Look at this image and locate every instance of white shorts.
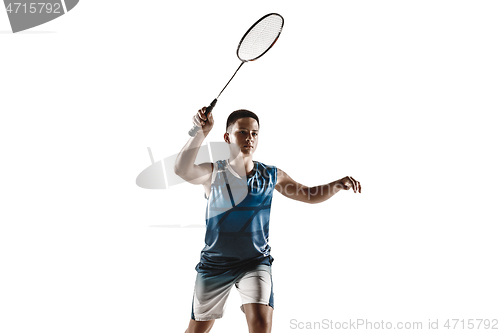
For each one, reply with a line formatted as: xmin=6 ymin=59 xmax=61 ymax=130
xmin=191 ymin=264 xmax=274 ymax=321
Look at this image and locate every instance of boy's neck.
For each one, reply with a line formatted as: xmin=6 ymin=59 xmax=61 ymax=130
xmin=229 ymin=154 xmax=254 ymax=176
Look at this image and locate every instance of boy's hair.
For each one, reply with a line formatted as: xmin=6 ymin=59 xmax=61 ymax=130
xmin=226 ymin=109 xmax=260 ymax=132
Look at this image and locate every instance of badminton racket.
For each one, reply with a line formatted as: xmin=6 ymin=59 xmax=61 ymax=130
xmin=188 ymin=13 xmax=284 ymax=136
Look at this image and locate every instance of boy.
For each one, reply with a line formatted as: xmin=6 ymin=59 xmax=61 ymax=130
xmin=174 ymin=107 xmax=361 ymax=333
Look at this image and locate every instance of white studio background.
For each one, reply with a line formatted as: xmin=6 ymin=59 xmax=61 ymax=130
xmin=1 ymin=1 xmax=499 ymax=332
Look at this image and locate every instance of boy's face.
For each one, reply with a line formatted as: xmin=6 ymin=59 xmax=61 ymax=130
xmin=224 ymin=117 xmax=259 ymax=156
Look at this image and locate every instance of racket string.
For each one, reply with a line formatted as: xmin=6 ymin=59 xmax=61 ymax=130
xmin=238 ymin=14 xmax=283 ymax=61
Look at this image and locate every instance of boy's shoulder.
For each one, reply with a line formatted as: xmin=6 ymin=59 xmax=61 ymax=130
xmin=212 ymin=159 xmax=276 ymax=168
xmin=254 ymin=160 xmax=276 ymax=170
xmin=254 ymin=161 xmax=278 ymax=180
xmin=212 ymin=160 xmax=278 ymax=177
xmin=214 ymin=159 xmax=226 ymax=169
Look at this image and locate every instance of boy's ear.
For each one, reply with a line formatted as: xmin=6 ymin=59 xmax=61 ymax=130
xmin=223 ymin=133 xmax=230 ymax=143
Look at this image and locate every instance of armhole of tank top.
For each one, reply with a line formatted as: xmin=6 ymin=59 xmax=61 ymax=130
xmin=270 ymin=165 xmax=277 ymax=188
xmin=203 ymin=163 xmax=217 ymax=200
xmin=211 ymin=161 xmax=219 ymax=184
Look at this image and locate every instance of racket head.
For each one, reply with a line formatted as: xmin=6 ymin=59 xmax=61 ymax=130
xmin=237 ymin=13 xmax=284 ymax=62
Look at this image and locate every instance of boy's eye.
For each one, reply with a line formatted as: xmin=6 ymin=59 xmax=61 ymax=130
xmin=252 ymin=133 xmax=258 ymax=136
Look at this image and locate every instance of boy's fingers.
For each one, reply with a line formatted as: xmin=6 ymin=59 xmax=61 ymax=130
xmin=192 ymin=115 xmax=201 ymax=127
xmin=348 ymin=176 xmax=356 ymax=192
xmin=192 ymin=106 xmax=213 ymax=133
xmin=197 ymin=109 xmax=206 ymax=120
xmin=349 ymin=176 xmax=361 ymax=193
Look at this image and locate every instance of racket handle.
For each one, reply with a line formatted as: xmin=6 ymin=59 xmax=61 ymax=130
xmin=188 ymin=99 xmax=218 ymax=137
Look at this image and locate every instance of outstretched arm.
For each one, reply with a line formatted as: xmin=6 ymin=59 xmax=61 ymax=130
xmin=275 ymin=168 xmax=361 ymax=204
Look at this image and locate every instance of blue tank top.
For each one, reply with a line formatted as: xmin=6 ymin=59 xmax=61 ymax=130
xmin=195 ymin=159 xmax=277 ymax=272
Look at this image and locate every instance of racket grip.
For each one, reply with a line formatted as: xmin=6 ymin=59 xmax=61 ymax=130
xmin=188 ymin=99 xmax=218 ymax=137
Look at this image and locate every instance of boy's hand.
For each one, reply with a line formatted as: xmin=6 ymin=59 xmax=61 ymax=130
xmin=335 ymin=176 xmax=361 ymax=193
xmin=193 ymin=106 xmax=214 ymax=137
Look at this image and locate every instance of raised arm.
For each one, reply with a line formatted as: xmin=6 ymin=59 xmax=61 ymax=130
xmin=275 ymin=168 xmax=361 ymax=204
xmin=174 ymin=106 xmax=214 ymax=185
